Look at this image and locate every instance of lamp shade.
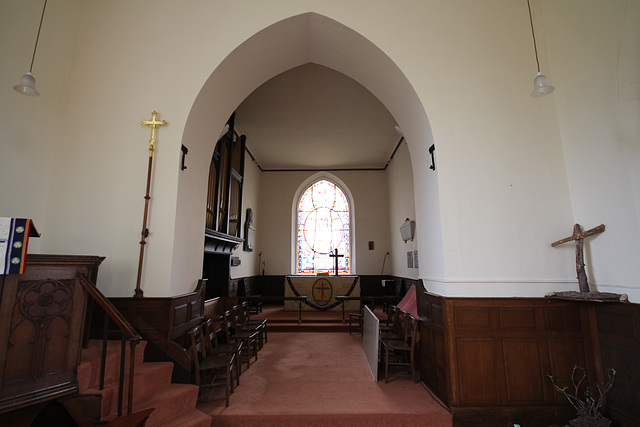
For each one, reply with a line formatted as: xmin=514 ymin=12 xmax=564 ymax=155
xmin=530 ymin=72 xmax=554 ymax=97
xmin=13 ymin=72 xmax=40 ymax=96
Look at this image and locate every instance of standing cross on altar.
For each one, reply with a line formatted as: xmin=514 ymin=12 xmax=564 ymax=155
xmin=329 ymin=248 xmax=344 ymax=276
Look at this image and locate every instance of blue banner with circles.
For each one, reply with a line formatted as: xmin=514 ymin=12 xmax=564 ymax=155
xmin=0 ymin=218 xmax=38 ymax=275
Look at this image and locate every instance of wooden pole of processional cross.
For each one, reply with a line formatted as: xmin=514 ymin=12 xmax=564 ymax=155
xmin=135 ymin=111 xmax=167 ymax=298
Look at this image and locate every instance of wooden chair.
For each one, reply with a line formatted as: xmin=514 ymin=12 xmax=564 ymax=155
xmin=348 ymin=311 xmax=363 ymax=335
xmin=383 ymin=279 xmax=402 ymax=314
xmin=379 ymin=307 xmax=409 ymax=350
xmin=224 ymin=308 xmax=258 ymax=370
xmin=348 ymin=299 xmax=374 ymax=335
xmin=379 ymin=305 xmax=402 ymax=338
xmin=203 ymin=317 xmax=242 ymax=383
xmin=378 ymin=307 xmax=406 ymax=365
xmin=380 ymin=315 xmax=418 ymax=383
xmin=241 ymin=279 xmax=263 ymax=314
xmin=187 ymin=324 xmax=236 ymax=407
xmin=234 ymin=304 xmax=263 ymax=351
xmin=240 ymin=301 xmax=267 ymax=348
xmin=217 ymin=312 xmax=247 ymax=373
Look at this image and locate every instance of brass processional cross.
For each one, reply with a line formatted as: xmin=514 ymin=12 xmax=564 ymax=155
xmin=551 ymin=223 xmax=605 ymax=294
xmin=141 ymin=111 xmax=167 ymax=157
xmin=135 ymin=111 xmax=168 ymax=298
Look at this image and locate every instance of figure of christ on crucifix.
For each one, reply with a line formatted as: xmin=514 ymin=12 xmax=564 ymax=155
xmin=329 ymin=248 xmax=344 ymax=276
xmin=551 ymin=223 xmax=605 ymax=293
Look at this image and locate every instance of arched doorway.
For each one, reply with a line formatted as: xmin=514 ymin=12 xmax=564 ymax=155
xmin=173 ymin=12 xmax=444 ymax=289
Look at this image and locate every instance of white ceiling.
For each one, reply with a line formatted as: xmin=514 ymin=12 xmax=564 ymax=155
xmin=235 ymin=63 xmax=400 ymax=170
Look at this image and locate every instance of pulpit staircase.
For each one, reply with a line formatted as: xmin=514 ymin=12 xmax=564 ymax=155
xmin=76 ymin=339 xmax=211 ymax=427
xmin=0 ymin=254 xmax=212 ymax=426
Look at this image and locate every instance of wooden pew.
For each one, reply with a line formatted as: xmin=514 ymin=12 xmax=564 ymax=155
xmin=109 ymin=280 xmax=207 ymax=383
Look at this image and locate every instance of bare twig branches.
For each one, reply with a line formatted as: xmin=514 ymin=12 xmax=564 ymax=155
xmin=547 ymin=365 xmax=616 ymax=419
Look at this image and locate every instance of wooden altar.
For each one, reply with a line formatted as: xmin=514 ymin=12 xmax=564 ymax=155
xmin=285 ymin=276 xmax=360 ymax=312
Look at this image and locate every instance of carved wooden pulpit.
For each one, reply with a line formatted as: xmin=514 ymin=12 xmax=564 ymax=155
xmin=0 ymin=254 xmax=104 ymax=414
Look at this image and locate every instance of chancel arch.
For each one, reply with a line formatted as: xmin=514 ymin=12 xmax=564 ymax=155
xmin=176 ymin=12 xmax=442 ymax=292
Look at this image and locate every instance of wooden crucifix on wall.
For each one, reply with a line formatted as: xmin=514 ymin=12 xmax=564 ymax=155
xmin=551 ymin=223 xmax=605 ymax=293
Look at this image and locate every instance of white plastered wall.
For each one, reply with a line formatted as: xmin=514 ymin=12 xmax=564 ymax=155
xmin=254 ymin=171 xmax=391 ymax=276
xmin=2 ymin=1 xmax=636 ymax=301
xmin=0 ymin=0 xmax=82 ymax=254
xmin=229 ymin=156 xmax=261 ymax=278
xmin=387 ymin=141 xmax=419 ymax=279
xmin=544 ymin=0 xmax=640 ymax=301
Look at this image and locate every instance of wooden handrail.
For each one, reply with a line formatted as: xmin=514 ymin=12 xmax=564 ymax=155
xmin=78 ymin=272 xmax=140 ymax=417
xmin=78 ymin=273 xmax=141 ymax=341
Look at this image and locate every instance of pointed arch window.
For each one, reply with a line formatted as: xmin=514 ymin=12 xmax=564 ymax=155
xmin=296 ymin=179 xmax=350 ymax=275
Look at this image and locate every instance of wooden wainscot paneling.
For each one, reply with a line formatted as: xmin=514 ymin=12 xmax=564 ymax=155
xmin=546 ymin=338 xmax=588 ymax=405
xmin=455 ymin=338 xmax=500 ymax=404
xmin=596 ymin=302 xmax=640 ymax=426
xmin=499 ymin=307 xmax=537 ymax=330
xmin=260 ymin=275 xmax=286 ymax=300
xmin=545 ymin=305 xmax=582 ymax=331
xmin=416 ymin=285 xmax=450 ymax=407
xmin=502 ymin=338 xmax=545 ymax=403
xmin=454 ymin=307 xmax=493 ymax=330
xmin=416 ymin=287 xmax=588 ymax=427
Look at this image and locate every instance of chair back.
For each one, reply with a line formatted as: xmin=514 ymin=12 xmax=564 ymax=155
xmin=240 ymin=301 xmax=251 ymax=322
xmin=242 ymin=279 xmax=251 ymax=297
xmin=396 ymin=311 xmax=413 ymax=341
xmin=203 ymin=318 xmax=219 ymax=355
xmin=391 ymin=308 xmax=410 ymax=335
xmin=232 ymin=305 xmax=245 ymax=327
xmin=386 ymin=305 xmax=398 ymax=327
xmin=187 ymin=325 xmax=207 ymax=383
xmin=222 ymin=309 xmax=236 ymax=336
xmin=404 ymin=316 xmax=419 ymax=349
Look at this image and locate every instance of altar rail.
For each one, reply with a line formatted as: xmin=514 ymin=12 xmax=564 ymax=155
xmin=232 ymin=274 xmax=413 ymax=302
xmin=239 ymin=296 xmax=308 ymax=322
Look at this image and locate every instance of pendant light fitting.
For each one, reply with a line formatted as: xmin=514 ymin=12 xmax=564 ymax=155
xmin=527 ymin=0 xmax=554 ymax=97
xmin=13 ymin=0 xmax=48 ymax=97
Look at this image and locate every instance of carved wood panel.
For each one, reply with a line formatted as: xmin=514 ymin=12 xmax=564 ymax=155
xmin=0 ymin=255 xmax=104 ymax=413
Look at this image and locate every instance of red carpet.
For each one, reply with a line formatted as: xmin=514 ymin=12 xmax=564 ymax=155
xmin=197 ymin=332 xmax=452 ymax=426
xmin=77 ymin=340 xmax=210 ymax=426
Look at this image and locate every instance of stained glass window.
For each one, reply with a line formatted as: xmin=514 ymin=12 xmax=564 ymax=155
xmin=297 ymin=179 xmax=350 ymax=275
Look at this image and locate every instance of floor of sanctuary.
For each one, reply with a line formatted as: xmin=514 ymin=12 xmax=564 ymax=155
xmin=196 ymin=332 xmax=452 ymax=427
